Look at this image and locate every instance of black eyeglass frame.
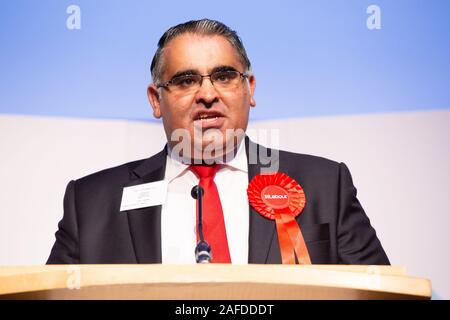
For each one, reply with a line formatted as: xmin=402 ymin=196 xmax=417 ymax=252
xmin=156 ymin=70 xmax=248 ymax=90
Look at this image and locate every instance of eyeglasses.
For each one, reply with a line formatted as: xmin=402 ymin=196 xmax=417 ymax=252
xmin=157 ymin=70 xmax=248 ymax=94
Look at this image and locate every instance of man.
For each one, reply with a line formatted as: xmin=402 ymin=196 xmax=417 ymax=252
xmin=47 ymin=19 xmax=389 ymax=265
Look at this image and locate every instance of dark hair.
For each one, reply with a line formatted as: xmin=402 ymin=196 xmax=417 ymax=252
xmin=150 ymin=19 xmax=251 ymax=84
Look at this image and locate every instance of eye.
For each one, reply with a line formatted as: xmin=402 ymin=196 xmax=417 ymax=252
xmin=171 ymin=75 xmax=199 ymax=88
xmin=213 ymin=71 xmax=238 ymax=83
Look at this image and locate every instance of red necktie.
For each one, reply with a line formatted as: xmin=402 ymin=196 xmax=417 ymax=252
xmin=190 ymin=164 xmax=231 ymax=263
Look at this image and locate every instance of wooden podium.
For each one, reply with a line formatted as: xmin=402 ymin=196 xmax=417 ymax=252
xmin=0 ymin=264 xmax=431 ymax=300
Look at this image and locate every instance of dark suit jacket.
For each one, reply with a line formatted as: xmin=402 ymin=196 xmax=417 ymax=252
xmin=47 ymin=138 xmax=389 ymax=265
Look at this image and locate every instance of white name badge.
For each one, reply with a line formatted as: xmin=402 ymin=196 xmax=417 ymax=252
xmin=120 ymin=180 xmax=168 ymax=211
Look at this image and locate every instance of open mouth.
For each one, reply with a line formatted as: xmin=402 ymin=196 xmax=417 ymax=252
xmin=193 ymin=112 xmax=225 ymax=129
xmin=195 ymin=114 xmax=221 ymax=122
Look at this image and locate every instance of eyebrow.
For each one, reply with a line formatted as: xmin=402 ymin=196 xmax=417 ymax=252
xmin=169 ymin=65 xmax=239 ymax=80
xmin=169 ymin=69 xmax=198 ymax=80
xmin=211 ymin=65 xmax=238 ymax=73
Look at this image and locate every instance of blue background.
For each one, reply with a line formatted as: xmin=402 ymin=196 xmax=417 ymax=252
xmin=1 ymin=0 xmax=449 ymax=121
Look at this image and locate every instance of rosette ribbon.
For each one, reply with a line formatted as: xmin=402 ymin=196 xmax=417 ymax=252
xmin=247 ymin=173 xmax=311 ymax=264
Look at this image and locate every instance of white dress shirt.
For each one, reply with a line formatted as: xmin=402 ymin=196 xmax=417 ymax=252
xmin=161 ymin=140 xmax=249 ymax=264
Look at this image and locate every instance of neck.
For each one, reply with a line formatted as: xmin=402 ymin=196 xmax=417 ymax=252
xmin=167 ymin=137 xmax=244 ymax=165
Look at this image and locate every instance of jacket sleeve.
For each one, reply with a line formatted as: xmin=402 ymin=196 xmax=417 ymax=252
xmin=46 ymin=180 xmax=80 ymax=264
xmin=336 ymin=163 xmax=390 ymax=265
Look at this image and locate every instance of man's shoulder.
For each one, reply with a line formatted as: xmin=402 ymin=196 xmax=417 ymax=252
xmin=249 ymin=138 xmax=339 ymax=167
xmin=278 ymin=149 xmax=342 ymax=184
xmin=74 ymin=149 xmax=165 ymax=189
xmin=278 ymin=148 xmax=340 ymax=170
xmin=279 ymin=150 xmax=339 ymax=166
xmin=76 ymin=158 xmax=144 ymax=183
xmin=269 ymin=147 xmax=348 ymax=195
xmin=253 ymin=140 xmax=341 ymax=173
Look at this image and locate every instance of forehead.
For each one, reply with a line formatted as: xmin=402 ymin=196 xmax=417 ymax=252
xmin=161 ymin=33 xmax=244 ymax=77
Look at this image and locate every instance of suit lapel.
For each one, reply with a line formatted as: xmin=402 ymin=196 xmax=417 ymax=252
xmin=246 ymin=137 xmax=278 ymax=264
xmin=125 ymin=148 xmax=166 ymax=263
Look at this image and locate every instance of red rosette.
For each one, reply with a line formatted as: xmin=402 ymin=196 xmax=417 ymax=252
xmin=247 ymin=172 xmax=311 ymax=265
xmin=247 ymin=172 xmax=306 ymax=220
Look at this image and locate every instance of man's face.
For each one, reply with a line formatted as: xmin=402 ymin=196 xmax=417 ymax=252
xmin=147 ymin=33 xmax=256 ymax=159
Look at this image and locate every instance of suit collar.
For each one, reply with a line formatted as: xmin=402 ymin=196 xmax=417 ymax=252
xmin=131 ymin=147 xmax=167 ymax=179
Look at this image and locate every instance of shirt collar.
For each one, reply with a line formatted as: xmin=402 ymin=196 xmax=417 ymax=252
xmin=165 ymin=149 xmax=190 ymax=183
xmin=220 ymin=137 xmax=248 ymax=173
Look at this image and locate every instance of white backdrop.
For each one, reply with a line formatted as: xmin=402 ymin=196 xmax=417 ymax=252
xmin=1 ymin=109 xmax=449 ymax=299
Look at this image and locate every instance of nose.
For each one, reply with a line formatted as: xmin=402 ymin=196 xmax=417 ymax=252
xmin=194 ymin=76 xmax=219 ymax=109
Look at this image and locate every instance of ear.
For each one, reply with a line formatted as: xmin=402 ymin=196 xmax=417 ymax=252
xmin=147 ymin=84 xmax=162 ymax=119
xmin=247 ymin=75 xmax=256 ymax=107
